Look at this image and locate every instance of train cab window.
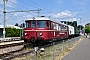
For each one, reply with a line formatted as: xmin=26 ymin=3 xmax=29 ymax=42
xmin=37 ymin=21 xmax=46 ymax=28
xmin=26 ymin=21 xmax=30 ymax=28
xmin=32 ymin=21 xmax=36 ymax=28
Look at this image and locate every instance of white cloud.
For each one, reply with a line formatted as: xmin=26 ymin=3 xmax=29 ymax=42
xmin=64 ymin=17 xmax=77 ymax=21
xmin=54 ymin=10 xmax=78 ymax=18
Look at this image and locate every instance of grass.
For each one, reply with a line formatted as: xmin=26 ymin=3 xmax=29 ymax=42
xmin=12 ymin=37 xmax=81 ymax=60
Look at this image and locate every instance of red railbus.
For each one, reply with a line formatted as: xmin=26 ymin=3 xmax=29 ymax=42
xmin=24 ymin=17 xmax=69 ymax=43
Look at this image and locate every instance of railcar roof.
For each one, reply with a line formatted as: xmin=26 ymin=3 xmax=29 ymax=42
xmin=25 ymin=17 xmax=73 ymax=27
xmin=26 ymin=17 xmax=50 ymax=20
xmin=26 ymin=17 xmax=59 ymax=23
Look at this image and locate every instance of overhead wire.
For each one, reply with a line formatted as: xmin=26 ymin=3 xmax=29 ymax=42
xmin=7 ymin=0 xmax=57 ymax=19
xmin=17 ymin=0 xmax=42 ymax=17
xmin=28 ymin=0 xmax=54 ymax=17
xmin=18 ymin=0 xmax=40 ymax=9
xmin=28 ymin=0 xmax=48 ymax=11
xmin=7 ymin=1 xmax=39 ymax=17
xmin=9 ymin=1 xmax=29 ymax=10
xmin=10 ymin=0 xmax=56 ymax=18
xmin=28 ymin=0 xmax=60 ymax=14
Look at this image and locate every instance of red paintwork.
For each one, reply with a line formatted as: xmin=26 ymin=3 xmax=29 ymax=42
xmin=24 ymin=19 xmax=69 ymax=43
xmin=24 ymin=28 xmax=51 ymax=40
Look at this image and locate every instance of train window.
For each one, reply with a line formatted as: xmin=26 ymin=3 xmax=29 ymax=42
xmin=65 ymin=26 xmax=68 ymax=31
xmin=50 ymin=22 xmax=53 ymax=30
xmin=56 ymin=24 xmax=59 ymax=30
xmin=59 ymin=25 xmax=61 ymax=31
xmin=37 ymin=21 xmax=46 ymax=28
xmin=32 ymin=21 xmax=36 ymax=28
xmin=26 ymin=21 xmax=30 ymax=28
xmin=53 ymin=23 xmax=56 ymax=30
xmin=61 ymin=25 xmax=64 ymax=30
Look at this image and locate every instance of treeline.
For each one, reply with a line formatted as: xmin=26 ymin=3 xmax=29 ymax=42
xmin=85 ymin=23 xmax=90 ymax=33
xmin=6 ymin=28 xmax=23 ymax=37
xmin=85 ymin=26 xmax=90 ymax=33
xmin=60 ymin=21 xmax=84 ymax=30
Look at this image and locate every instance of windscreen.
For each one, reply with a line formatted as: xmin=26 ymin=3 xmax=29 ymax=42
xmin=32 ymin=21 xmax=36 ymax=28
xmin=26 ymin=21 xmax=30 ymax=28
xmin=37 ymin=21 xmax=46 ymax=28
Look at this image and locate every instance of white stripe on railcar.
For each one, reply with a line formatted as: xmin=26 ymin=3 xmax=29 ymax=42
xmin=24 ymin=30 xmax=68 ymax=32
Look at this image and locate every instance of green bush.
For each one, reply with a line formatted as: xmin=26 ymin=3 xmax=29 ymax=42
xmin=85 ymin=26 xmax=90 ymax=33
xmin=6 ymin=28 xmax=23 ymax=37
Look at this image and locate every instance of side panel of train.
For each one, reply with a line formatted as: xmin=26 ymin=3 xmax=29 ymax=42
xmin=24 ymin=18 xmax=69 ymax=43
xmin=74 ymin=27 xmax=80 ymax=37
xmin=68 ymin=25 xmax=75 ymax=38
xmin=67 ymin=25 xmax=80 ymax=38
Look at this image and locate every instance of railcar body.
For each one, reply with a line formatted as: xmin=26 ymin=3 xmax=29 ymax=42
xmin=74 ymin=27 xmax=80 ymax=36
xmin=60 ymin=23 xmax=80 ymax=37
xmin=67 ymin=25 xmax=75 ymax=37
xmin=24 ymin=17 xmax=69 ymax=43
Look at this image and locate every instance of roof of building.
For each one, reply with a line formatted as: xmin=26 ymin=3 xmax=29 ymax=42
xmin=0 ymin=25 xmax=3 ymax=28
xmin=0 ymin=25 xmax=21 ymax=29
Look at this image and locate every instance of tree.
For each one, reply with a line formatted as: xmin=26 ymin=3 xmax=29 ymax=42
xmin=72 ymin=21 xmax=77 ymax=27
xmin=85 ymin=26 xmax=90 ymax=33
xmin=66 ymin=21 xmax=73 ymax=26
xmin=15 ymin=23 xmax=19 ymax=26
xmin=22 ymin=23 xmax=25 ymax=28
xmin=60 ymin=21 xmax=67 ymax=24
xmin=77 ymin=25 xmax=84 ymax=30
xmin=19 ymin=23 xmax=25 ymax=28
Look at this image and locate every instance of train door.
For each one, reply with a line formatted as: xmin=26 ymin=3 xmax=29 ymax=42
xmin=50 ymin=21 xmax=53 ymax=40
xmin=31 ymin=20 xmax=36 ymax=39
xmin=47 ymin=21 xmax=53 ymax=40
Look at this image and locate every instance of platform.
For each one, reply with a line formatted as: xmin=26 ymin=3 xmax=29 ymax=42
xmin=0 ymin=40 xmax=24 ymax=46
xmin=62 ymin=38 xmax=90 ymax=60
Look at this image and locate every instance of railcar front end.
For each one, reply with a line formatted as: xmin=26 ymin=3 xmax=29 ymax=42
xmin=24 ymin=19 xmax=52 ymax=43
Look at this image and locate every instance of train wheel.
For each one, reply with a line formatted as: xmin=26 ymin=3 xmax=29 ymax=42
xmin=24 ymin=39 xmax=28 ymax=43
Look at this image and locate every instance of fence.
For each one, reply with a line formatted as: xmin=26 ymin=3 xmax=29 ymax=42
xmin=34 ymin=36 xmax=83 ymax=60
xmin=0 ymin=37 xmax=21 ymax=42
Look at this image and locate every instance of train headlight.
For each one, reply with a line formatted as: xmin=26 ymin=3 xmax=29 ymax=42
xmin=40 ymin=32 xmax=43 ymax=36
xmin=25 ymin=33 xmax=28 ymax=36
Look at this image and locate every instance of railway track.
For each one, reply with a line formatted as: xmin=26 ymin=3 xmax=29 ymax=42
xmin=0 ymin=40 xmax=60 ymax=60
xmin=0 ymin=49 xmax=33 ymax=60
xmin=0 ymin=40 xmax=24 ymax=49
xmin=0 ymin=36 xmax=81 ymax=60
xmin=0 ymin=41 xmax=34 ymax=60
xmin=0 ymin=47 xmax=33 ymax=60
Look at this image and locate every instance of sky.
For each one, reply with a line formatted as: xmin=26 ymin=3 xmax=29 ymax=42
xmin=0 ymin=0 xmax=90 ymax=27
